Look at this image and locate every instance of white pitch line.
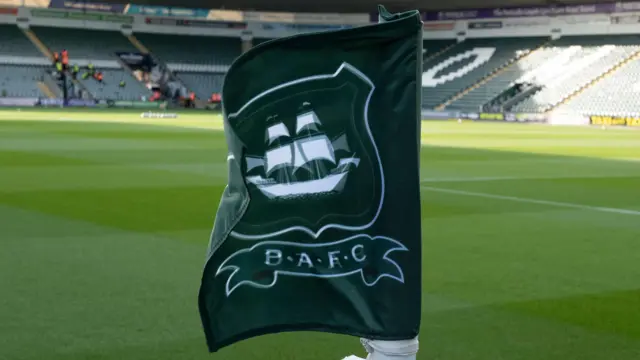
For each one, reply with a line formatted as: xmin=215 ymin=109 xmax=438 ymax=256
xmin=420 ymin=185 xmax=640 ymax=216
xmin=421 ymin=176 xmax=525 ymax=183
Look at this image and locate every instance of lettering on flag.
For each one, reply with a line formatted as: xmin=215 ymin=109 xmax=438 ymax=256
xmin=217 ymin=235 xmax=407 ymax=295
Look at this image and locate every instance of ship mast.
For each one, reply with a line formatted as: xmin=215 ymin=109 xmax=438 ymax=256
xmin=295 ymin=107 xmax=325 ymax=181
xmin=265 ymin=115 xmax=291 ymax=185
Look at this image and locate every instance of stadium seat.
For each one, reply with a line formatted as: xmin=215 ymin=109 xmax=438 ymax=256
xmin=135 ymin=33 xmax=241 ymax=66
xmin=0 ymin=25 xmax=42 ymax=58
xmin=510 ymin=35 xmax=640 ymax=113
xmin=79 ymin=69 xmax=151 ymax=101
xmin=0 ymin=64 xmax=48 ymax=98
xmin=447 ymin=46 xmax=563 ymax=111
xmin=421 ymin=37 xmax=546 ymax=109
xmin=422 ymin=39 xmax=457 ymax=62
xmin=32 ymin=27 xmax=137 ymax=60
xmin=554 ymin=55 xmax=640 ymax=116
xmin=175 ymin=72 xmax=225 ymax=99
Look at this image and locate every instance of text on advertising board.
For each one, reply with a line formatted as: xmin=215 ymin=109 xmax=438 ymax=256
xmin=417 ymin=2 xmax=640 ymax=21
xmin=0 ymin=7 xmax=17 ymax=14
xmin=590 ymin=115 xmax=640 ymax=127
xmin=423 ymin=22 xmax=455 ymax=31
xmin=468 ymin=21 xmax=503 ymax=29
xmin=479 ymin=113 xmax=504 ymax=121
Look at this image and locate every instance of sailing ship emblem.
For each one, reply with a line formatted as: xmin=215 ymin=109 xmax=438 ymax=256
xmin=226 ymin=62 xmax=383 ymax=240
xmin=244 ymin=107 xmax=360 ymax=199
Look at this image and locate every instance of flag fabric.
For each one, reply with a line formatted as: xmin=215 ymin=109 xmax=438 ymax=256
xmin=199 ymin=5 xmax=423 ymax=352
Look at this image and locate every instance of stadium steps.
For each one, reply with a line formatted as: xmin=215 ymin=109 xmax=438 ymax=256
xmin=22 ymin=28 xmax=53 ymax=61
xmin=29 ymin=30 xmax=97 ymax=100
xmin=545 ymin=47 xmax=640 ymax=113
xmin=41 ymin=71 xmax=63 ymax=98
xmin=25 ymin=28 xmax=97 ymax=100
xmin=127 ymin=35 xmax=150 ymax=54
xmin=125 ymin=34 xmax=201 ymax=104
xmin=70 ymin=77 xmax=95 ymax=100
xmin=435 ymin=39 xmax=552 ymax=111
xmin=37 ymin=81 xmax=56 ymax=99
xmin=114 ymin=55 xmax=151 ymax=92
xmin=423 ymin=42 xmax=459 ymax=65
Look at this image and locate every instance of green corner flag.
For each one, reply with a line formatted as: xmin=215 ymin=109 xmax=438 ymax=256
xmin=199 ymin=5 xmax=423 ymax=352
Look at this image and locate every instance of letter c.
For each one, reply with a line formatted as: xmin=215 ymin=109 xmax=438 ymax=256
xmin=351 ymin=244 xmax=366 ymax=262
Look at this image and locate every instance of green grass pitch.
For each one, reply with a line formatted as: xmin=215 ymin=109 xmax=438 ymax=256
xmin=1 ymin=108 xmax=639 ymax=360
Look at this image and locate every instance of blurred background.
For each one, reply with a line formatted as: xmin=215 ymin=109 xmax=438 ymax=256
xmin=0 ymin=0 xmax=639 ymax=360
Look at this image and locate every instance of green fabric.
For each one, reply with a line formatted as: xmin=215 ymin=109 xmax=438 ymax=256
xmin=199 ymin=5 xmax=423 ymax=353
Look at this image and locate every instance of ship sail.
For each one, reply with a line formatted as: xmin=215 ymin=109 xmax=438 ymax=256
xmin=331 ymin=133 xmax=350 ymax=152
xmin=295 ymin=111 xmax=320 ymax=134
xmin=292 ymin=135 xmax=336 ymax=169
xmin=265 ymin=146 xmax=293 ymax=175
xmin=245 ymin=156 xmax=265 ymax=172
xmin=266 ymin=123 xmax=290 ymax=145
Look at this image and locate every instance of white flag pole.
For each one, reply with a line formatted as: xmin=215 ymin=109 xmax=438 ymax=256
xmin=343 ymin=337 xmax=419 ymax=360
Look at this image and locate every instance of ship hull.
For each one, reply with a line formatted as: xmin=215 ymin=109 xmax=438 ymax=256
xmin=246 ymin=172 xmax=349 ymax=199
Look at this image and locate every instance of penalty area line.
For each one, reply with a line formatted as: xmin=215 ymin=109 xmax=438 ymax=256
xmin=420 ymin=185 xmax=640 ymax=216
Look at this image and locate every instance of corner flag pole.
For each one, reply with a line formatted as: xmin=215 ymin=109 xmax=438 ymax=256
xmin=343 ymin=337 xmax=419 ymax=360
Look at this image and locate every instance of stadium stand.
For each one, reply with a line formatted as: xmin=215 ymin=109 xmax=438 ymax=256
xmin=423 ymin=39 xmax=457 ymax=61
xmin=31 ymin=27 xmax=137 ymax=60
xmin=78 ymin=69 xmax=152 ymax=101
xmin=0 ymin=64 xmax=48 ymax=98
xmin=509 ymin=35 xmax=640 ymax=113
xmin=134 ymin=33 xmax=241 ymax=66
xmin=421 ymin=37 xmax=547 ymax=109
xmin=0 ymin=25 xmax=43 ymax=58
xmin=25 ymin=26 xmax=154 ymax=101
xmin=175 ymin=72 xmax=225 ymax=99
xmin=446 ymin=44 xmax=560 ymax=111
xmin=6 ymin=20 xmax=640 ymax=113
xmin=554 ymin=54 xmax=640 ymax=116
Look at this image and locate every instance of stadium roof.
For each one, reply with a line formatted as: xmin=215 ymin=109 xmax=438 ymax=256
xmin=103 ymin=0 xmax=616 ymax=13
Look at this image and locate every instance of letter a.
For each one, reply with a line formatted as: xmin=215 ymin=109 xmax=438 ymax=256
xmin=297 ymin=253 xmax=314 ymax=268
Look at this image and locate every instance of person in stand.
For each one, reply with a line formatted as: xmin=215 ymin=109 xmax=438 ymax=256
xmin=71 ymin=64 xmax=79 ymax=80
xmin=94 ymin=72 xmax=103 ymax=84
xmin=52 ymin=52 xmax=59 ymax=66
xmin=119 ymin=80 xmax=126 ymax=88
xmin=61 ymin=49 xmax=69 ymax=71
xmin=207 ymin=92 xmax=221 ymax=110
xmin=55 ymin=61 xmax=63 ymax=76
xmin=186 ymin=91 xmax=196 ymax=108
xmin=150 ymin=90 xmax=161 ymax=102
xmin=81 ymin=63 xmax=95 ymax=81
